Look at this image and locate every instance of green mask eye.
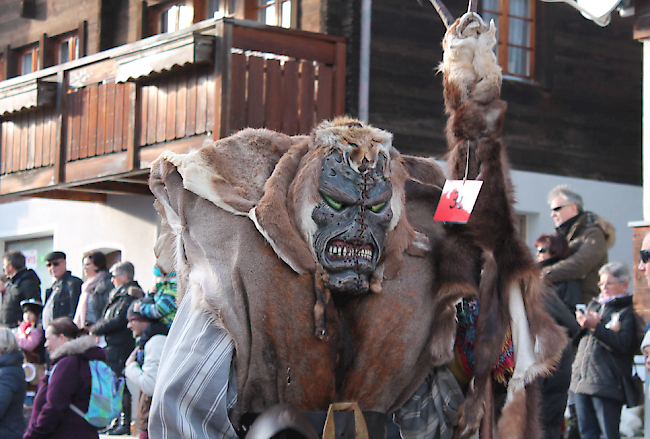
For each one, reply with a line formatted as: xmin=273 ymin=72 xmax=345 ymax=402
xmin=370 ymin=202 xmax=386 ymax=213
xmin=322 ymin=194 xmax=344 ymax=211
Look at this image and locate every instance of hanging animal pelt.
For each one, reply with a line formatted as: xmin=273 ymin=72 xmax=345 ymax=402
xmin=149 ymin=2 xmax=565 ymax=438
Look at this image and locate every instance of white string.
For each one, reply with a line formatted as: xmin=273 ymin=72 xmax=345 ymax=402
xmin=463 ymin=139 xmax=470 ymax=182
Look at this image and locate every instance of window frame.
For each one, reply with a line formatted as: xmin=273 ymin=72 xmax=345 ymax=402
xmin=17 ymin=44 xmax=39 ymax=76
xmin=245 ymin=0 xmax=295 ymax=28
xmin=483 ymin=0 xmax=536 ymax=80
xmin=52 ymin=32 xmax=79 ymax=66
xmin=206 ymin=0 xmax=236 ymax=19
xmin=148 ymin=0 xmax=196 ymax=35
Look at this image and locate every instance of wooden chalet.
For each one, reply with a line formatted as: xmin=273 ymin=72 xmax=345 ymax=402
xmin=0 ymin=0 xmax=640 ymax=198
xmin=0 ymin=1 xmax=645 ymax=313
xmin=0 ymin=0 xmax=345 ymax=202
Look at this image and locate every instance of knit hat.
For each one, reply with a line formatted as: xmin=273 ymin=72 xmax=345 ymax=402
xmin=153 ymin=263 xmax=176 ymax=278
xmin=127 ymin=300 xmax=153 ymax=322
xmin=641 ymin=330 xmax=650 ymax=352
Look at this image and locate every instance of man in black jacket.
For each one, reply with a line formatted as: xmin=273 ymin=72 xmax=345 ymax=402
xmin=41 ymin=251 xmax=82 ymax=330
xmin=90 ymin=261 xmax=142 ymax=436
xmin=1 ymin=250 xmax=41 ymax=328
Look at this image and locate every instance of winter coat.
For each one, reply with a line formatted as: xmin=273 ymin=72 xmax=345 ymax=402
xmin=569 ymin=294 xmax=635 ymax=403
xmin=125 ymin=331 xmax=167 ymax=432
xmin=86 ymin=273 xmax=113 ymax=326
xmin=539 ymin=290 xmax=580 ymax=439
xmin=543 ymin=212 xmax=615 ymax=304
xmin=541 ymin=257 xmax=582 ymax=313
xmin=0 ymin=269 xmax=41 ymax=328
xmin=0 ymin=349 xmax=26 ymax=439
xmin=16 ymin=322 xmax=45 ymax=364
xmin=24 ymin=335 xmax=105 ymax=439
xmin=42 ymin=272 xmax=82 ymax=328
xmin=90 ymin=282 xmax=140 ymax=374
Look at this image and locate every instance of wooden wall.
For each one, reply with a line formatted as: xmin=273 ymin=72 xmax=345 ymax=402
xmin=0 ymin=108 xmax=57 ymax=174
xmin=365 ymin=0 xmax=642 ymax=186
xmin=0 ymin=0 xmax=100 ymax=53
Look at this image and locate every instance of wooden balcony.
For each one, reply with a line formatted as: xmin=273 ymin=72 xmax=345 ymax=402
xmin=0 ymin=18 xmax=346 ymax=202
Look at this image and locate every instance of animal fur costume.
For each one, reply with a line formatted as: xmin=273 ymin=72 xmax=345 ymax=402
xmin=149 ymin=10 xmax=566 ymax=439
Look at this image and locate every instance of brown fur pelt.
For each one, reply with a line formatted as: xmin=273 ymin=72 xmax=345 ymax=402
xmin=439 ymin=12 xmax=565 ymax=439
xmin=148 ymin=11 xmax=565 ymax=439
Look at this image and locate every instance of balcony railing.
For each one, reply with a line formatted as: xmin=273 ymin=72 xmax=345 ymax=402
xmin=0 ymin=18 xmax=346 ymax=201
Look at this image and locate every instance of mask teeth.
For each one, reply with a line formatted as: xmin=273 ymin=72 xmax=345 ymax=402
xmin=327 ymin=244 xmax=373 ymax=261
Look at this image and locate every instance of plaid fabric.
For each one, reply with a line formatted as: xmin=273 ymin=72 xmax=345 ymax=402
xmin=394 ymin=367 xmax=465 ymax=439
xmin=148 ymin=293 xmax=237 ymax=439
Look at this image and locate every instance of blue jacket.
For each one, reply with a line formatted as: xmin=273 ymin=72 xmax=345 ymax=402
xmin=0 ymin=349 xmax=26 ymax=439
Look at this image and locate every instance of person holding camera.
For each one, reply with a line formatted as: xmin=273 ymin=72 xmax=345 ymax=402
xmin=570 ymin=262 xmax=636 ymax=439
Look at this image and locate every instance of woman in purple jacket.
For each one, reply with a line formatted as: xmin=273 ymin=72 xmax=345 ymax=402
xmin=23 ymin=317 xmax=105 ymax=439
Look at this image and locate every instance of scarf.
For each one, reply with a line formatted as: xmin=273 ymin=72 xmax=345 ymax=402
xmin=73 ymin=271 xmax=110 ymax=328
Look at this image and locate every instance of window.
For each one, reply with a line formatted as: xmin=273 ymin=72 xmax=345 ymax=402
xmin=18 ymin=45 xmax=39 ymax=75
xmin=207 ymin=0 xmax=236 ymax=18
xmin=158 ymin=2 xmax=194 ymax=33
xmin=53 ymin=33 xmax=79 ymax=65
xmin=483 ymin=0 xmax=535 ymax=79
xmin=256 ymin=0 xmax=292 ymax=28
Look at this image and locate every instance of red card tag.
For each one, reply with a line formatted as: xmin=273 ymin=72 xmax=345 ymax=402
xmin=433 ymin=180 xmax=483 ymax=223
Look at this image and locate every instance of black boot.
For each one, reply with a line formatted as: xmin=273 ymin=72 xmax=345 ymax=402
xmin=106 ymin=412 xmax=130 ymax=435
xmin=99 ymin=416 xmax=120 ymax=434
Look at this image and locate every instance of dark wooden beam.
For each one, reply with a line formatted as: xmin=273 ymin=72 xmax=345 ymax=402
xmin=39 ymin=33 xmax=48 ymax=69
xmin=2 ymin=45 xmax=9 ymax=80
xmin=54 ymin=70 xmax=68 ymax=184
xmin=112 ymin=176 xmax=149 ymax=184
xmin=636 ymin=0 xmax=650 ymax=39
xmin=0 ymin=194 xmax=27 ymax=204
xmin=68 ymin=181 xmax=152 ymax=196
xmin=214 ymin=20 xmax=232 ymax=140
xmin=127 ymin=82 xmax=139 ymax=170
xmin=78 ymin=20 xmax=88 ymax=58
xmin=24 ymin=190 xmax=107 ymax=203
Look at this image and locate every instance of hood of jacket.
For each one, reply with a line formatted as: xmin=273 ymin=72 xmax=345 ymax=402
xmin=0 ymin=349 xmax=25 ymax=368
xmin=50 ymin=334 xmax=106 ymax=363
xmin=564 ymin=211 xmax=616 ymax=249
xmin=109 ymin=281 xmax=144 ymax=302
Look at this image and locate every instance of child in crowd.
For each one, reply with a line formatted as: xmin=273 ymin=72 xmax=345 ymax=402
xmin=14 ymin=299 xmax=45 ymax=389
xmin=137 ymin=262 xmax=177 ymax=328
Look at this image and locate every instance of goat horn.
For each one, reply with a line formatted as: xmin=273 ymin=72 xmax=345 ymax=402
xmin=428 ymin=0 xmax=454 ymax=29
xmin=468 ymin=0 xmax=477 ymax=13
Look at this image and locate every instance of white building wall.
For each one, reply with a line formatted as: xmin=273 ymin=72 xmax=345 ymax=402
xmin=0 ymin=170 xmax=642 ymax=288
xmin=0 ymin=194 xmax=159 ymax=290
xmin=511 ymin=169 xmax=643 ymax=271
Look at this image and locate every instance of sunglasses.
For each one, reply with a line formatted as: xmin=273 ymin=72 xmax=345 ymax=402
xmin=45 ymin=261 xmax=60 ymax=268
xmin=536 ymin=248 xmax=547 ymax=254
xmin=551 ymin=205 xmax=571 ymax=212
xmin=641 ymin=250 xmax=650 ymax=263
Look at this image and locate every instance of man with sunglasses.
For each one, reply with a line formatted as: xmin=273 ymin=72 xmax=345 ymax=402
xmin=41 ymin=251 xmax=82 ymax=330
xmin=544 ymin=185 xmax=615 ymax=304
xmin=637 ymin=234 xmax=650 ymax=287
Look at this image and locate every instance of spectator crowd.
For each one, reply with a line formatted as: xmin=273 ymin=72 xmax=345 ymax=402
xmin=0 ymin=183 xmax=648 ymax=439
xmin=0 ymin=249 xmax=177 ymax=438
